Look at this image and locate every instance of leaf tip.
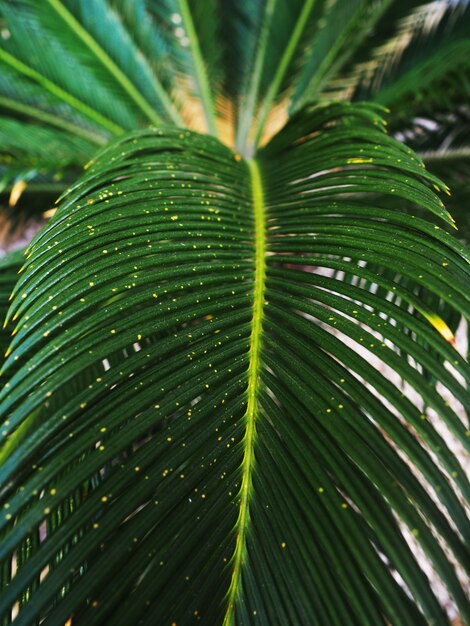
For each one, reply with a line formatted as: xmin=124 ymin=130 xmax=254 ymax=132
xmin=425 ymin=314 xmax=456 ymax=347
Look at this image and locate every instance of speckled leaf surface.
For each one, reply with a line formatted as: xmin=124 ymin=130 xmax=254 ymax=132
xmin=1 ymin=104 xmax=470 ymax=625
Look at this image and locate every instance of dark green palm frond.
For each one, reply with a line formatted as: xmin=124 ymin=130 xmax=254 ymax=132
xmin=56 ymin=0 xmax=181 ymax=124
xmin=0 ymin=0 xmax=182 ymax=129
xmin=333 ymin=0 xmax=470 ymax=116
xmin=219 ymin=0 xmax=266 ymax=97
xmin=289 ymin=0 xmax=399 ymax=114
xmin=108 ymin=0 xmax=175 ymax=91
xmin=0 ymin=0 xmax=230 ymax=162
xmin=0 ymin=118 xmax=97 ymax=194
xmin=338 ymin=100 xmax=470 ymax=358
xmin=0 ymin=0 xmax=188 ymax=189
xmin=319 ymin=0 xmax=437 ymax=100
xmin=0 ymin=63 xmax=110 ymax=146
xmin=2 ymin=0 xmax=467 ymax=167
xmin=0 ymin=4 xmax=127 ymax=134
xmin=391 ymin=105 xmax=470 ymax=243
xmin=1 ymin=103 xmax=469 ymax=625
xmin=0 ymin=248 xmax=23 ymax=360
xmin=141 ymin=0 xmax=220 ymax=135
xmin=221 ymin=0 xmax=320 ymax=153
xmin=185 ymin=0 xmax=223 ymax=95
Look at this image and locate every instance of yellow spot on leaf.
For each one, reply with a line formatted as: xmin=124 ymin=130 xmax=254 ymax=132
xmin=346 ymin=157 xmax=373 ymax=164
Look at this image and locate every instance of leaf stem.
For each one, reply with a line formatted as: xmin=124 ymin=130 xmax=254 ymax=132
xmin=178 ymin=0 xmax=218 ymax=136
xmin=223 ymin=158 xmax=266 ymax=625
xmin=291 ymin=0 xmax=393 ymax=114
xmin=235 ymin=0 xmax=277 ymax=156
xmin=420 ymin=147 xmax=470 ymax=163
xmin=253 ymin=0 xmax=316 ymax=151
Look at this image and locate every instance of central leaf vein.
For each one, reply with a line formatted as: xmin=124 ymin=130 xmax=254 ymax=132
xmin=223 ymin=158 xmax=266 ymax=625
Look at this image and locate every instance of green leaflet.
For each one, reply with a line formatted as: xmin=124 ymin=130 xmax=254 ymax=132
xmin=0 ymin=117 xmax=97 ymax=191
xmin=1 ymin=104 xmax=470 ymax=625
xmin=0 ymin=249 xmax=24 ymax=363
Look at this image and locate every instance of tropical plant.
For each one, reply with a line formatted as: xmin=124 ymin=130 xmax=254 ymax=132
xmin=1 ymin=1 xmax=470 ymax=625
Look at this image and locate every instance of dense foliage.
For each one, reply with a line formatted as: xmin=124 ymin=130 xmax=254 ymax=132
xmin=0 ymin=1 xmax=470 ymax=625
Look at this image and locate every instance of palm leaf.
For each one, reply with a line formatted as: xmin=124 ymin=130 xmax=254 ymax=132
xmin=334 ymin=0 xmax=470 ymax=116
xmin=1 ymin=0 xmax=186 ymax=127
xmin=289 ymin=0 xmax=397 ymax=113
xmin=0 ymin=248 xmax=23 ymax=360
xmin=1 ymin=103 xmax=469 ymax=625
xmin=391 ymin=105 xmax=470 ymax=248
xmin=0 ymin=118 xmax=97 ymax=195
xmin=0 ymin=2 xmax=129 ymax=134
xmin=220 ymin=0 xmax=320 ymax=153
xmin=0 ymin=63 xmax=110 ymax=146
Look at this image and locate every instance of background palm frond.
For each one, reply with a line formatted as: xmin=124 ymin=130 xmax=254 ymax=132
xmin=332 ymin=0 xmax=470 ymax=114
xmin=0 ymin=118 xmax=96 ymax=192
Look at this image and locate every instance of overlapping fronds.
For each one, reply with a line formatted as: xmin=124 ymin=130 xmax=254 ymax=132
xmin=1 ymin=0 xmax=469 ymax=166
xmin=1 ymin=3 xmax=470 ymax=625
xmin=1 ymin=103 xmax=469 ymax=625
xmin=0 ymin=249 xmax=23 ymax=359
xmin=332 ymin=0 xmax=470 ymax=115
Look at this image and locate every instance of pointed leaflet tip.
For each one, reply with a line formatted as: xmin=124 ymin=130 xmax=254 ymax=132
xmin=447 ymin=213 xmax=458 ymax=230
xmin=425 ymin=314 xmax=456 ymax=347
